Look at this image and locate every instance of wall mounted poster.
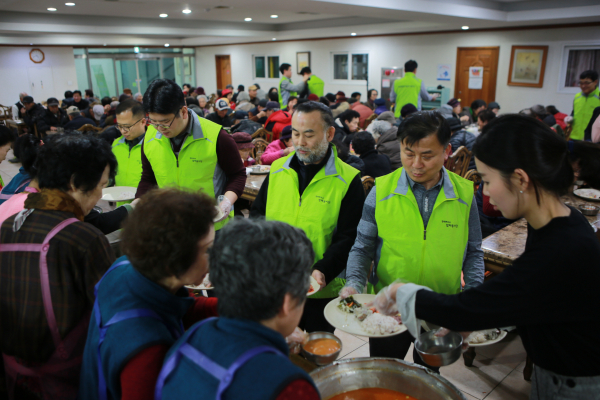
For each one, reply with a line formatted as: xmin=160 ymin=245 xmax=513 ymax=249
xmin=468 ymin=66 xmax=483 ymax=89
xmin=297 ymin=52 xmax=310 ymax=73
xmin=507 ymin=45 xmax=548 ymax=88
xmin=437 ymin=64 xmax=451 ymax=81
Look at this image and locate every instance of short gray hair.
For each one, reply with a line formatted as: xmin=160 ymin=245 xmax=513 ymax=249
xmin=367 ymin=120 xmax=392 ymax=141
xmin=294 ymin=101 xmax=334 ymax=132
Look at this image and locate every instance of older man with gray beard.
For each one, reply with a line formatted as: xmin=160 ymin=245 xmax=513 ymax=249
xmin=250 ymin=101 xmax=365 ymax=333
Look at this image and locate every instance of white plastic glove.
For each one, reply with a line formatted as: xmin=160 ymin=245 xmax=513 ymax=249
xmin=285 ymin=327 xmax=308 ymax=354
xmin=216 ymin=196 xmax=232 ymax=222
xmin=312 ymin=269 xmax=326 ymax=289
xmin=339 ymin=286 xmax=358 ymax=299
xmin=365 ymin=284 xmax=399 ymax=316
xmin=564 ymin=116 xmax=573 ymax=124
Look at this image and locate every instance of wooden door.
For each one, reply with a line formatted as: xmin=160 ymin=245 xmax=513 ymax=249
xmin=454 ymin=47 xmax=499 ymax=108
xmin=215 ymin=55 xmax=231 ymax=90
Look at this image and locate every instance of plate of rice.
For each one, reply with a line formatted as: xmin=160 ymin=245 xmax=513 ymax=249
xmin=422 ymin=322 xmax=507 ymax=347
xmin=102 ymin=186 xmax=137 ymax=202
xmin=574 ymin=188 xmax=600 ymax=202
xmin=323 ymin=294 xmax=406 ymax=338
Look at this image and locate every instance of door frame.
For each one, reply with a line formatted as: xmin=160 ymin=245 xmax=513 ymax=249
xmin=454 ymin=46 xmax=500 ymax=106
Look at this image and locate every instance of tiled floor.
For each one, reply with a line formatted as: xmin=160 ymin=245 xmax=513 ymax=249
xmin=1 ymin=153 xmax=531 ymax=399
xmin=336 ymin=328 xmax=531 ymax=400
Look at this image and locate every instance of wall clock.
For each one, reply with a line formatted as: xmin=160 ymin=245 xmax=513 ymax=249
xmin=30 ymin=48 xmax=45 ymax=64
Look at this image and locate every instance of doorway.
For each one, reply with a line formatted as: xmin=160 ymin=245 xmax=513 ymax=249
xmin=215 ymin=55 xmax=232 ymax=90
xmin=454 ymin=47 xmax=499 ymax=108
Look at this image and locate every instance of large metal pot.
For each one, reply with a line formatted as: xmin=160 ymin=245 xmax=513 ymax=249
xmin=310 ymin=357 xmax=466 ymax=400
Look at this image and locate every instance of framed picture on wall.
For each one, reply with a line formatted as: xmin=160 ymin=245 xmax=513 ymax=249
xmin=507 ymin=45 xmax=548 ymax=88
xmin=297 ymin=52 xmax=310 ymax=73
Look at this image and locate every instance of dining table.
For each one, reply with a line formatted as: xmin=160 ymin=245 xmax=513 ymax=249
xmin=6 ymin=119 xmax=27 ymax=136
xmin=242 ymin=173 xmax=267 ymax=202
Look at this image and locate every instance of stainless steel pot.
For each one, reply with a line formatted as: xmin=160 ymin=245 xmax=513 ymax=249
xmin=310 ymin=357 xmax=466 ymax=400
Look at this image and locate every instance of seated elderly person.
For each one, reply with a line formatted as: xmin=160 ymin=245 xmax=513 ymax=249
xmin=236 ymin=91 xmax=254 ymax=112
xmin=351 ymin=131 xmax=392 ymax=178
xmin=186 ymin=96 xmax=204 ymax=117
xmin=155 ymin=218 xmax=319 ymax=400
xmin=197 ymin=94 xmax=212 ymax=116
xmin=205 ymin=99 xmax=234 ymax=128
xmin=79 ymin=189 xmax=219 ymax=400
xmin=367 ymin=118 xmax=401 ymax=171
xmin=37 ymin=97 xmax=68 ymax=133
xmin=261 ymin=125 xmax=294 ymax=165
xmin=64 ymin=105 xmax=97 ymax=130
xmin=0 ymin=133 xmax=116 ymax=399
xmin=447 ymin=117 xmax=476 ymax=170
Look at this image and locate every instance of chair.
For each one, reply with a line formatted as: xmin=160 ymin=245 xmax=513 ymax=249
xmin=0 ymin=104 xmax=12 ymax=121
xmin=464 ymin=169 xmax=482 ymax=192
xmin=252 ymin=128 xmax=272 ymax=143
xmin=252 ymin=138 xmax=269 ymax=164
xmin=77 ymin=124 xmax=103 ymax=133
xmin=361 ymin=176 xmax=375 ymax=196
xmin=445 ymin=146 xmax=471 ymax=177
xmin=362 ymin=113 xmax=377 ymax=130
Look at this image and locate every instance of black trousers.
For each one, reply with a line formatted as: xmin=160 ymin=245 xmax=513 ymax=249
xmin=369 ymin=329 xmax=440 ymax=373
xmin=298 ymin=298 xmax=335 ymax=333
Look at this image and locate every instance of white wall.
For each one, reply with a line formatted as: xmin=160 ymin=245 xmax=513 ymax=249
xmin=196 ymin=25 xmax=600 ymax=114
xmin=0 ymin=46 xmax=77 ymax=107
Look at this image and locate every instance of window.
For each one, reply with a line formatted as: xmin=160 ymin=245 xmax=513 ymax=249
xmin=558 ymin=44 xmax=600 ymax=93
xmin=333 ymin=52 xmax=368 ymax=81
xmin=253 ymin=55 xmax=280 ymax=79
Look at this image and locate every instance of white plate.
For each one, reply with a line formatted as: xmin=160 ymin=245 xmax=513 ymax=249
xmin=323 ymin=294 xmax=406 ymax=338
xmin=102 ymin=186 xmax=137 ymax=202
xmin=574 ymin=188 xmax=600 ymax=202
xmin=308 ymin=275 xmax=320 ymax=296
xmin=213 ymin=206 xmax=225 ymax=222
xmin=421 ymin=322 xmax=507 ymax=347
xmin=249 ymin=166 xmax=270 ymax=175
xmin=185 ymin=274 xmax=213 ymax=291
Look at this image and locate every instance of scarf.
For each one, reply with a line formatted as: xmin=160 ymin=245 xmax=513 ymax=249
xmin=14 ymin=189 xmax=86 ymax=232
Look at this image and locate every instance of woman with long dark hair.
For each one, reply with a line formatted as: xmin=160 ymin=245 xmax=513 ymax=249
xmin=371 ymin=114 xmax=600 ymax=399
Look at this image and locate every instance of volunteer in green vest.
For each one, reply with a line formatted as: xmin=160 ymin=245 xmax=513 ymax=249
xmin=342 ymin=111 xmax=484 ymax=369
xmin=250 ymin=101 xmax=365 ymax=333
xmin=571 ymin=69 xmax=599 ymax=141
xmin=278 ymin=63 xmax=307 ymax=109
xmin=135 ymin=79 xmax=247 ymax=231
xmin=112 ymin=99 xmax=146 ymax=206
xmin=391 ymin=60 xmax=439 ymax=118
xmin=300 ymin=67 xmax=325 ymax=98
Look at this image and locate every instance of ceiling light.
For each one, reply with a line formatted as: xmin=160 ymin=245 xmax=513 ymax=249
xmin=351 ymin=32 xmax=357 ymax=36
xmin=134 ymin=46 xmax=140 ymax=53
xmin=47 ymin=7 xmax=57 ymax=11
xmin=164 ymin=43 xmax=170 ymax=47
xmin=272 ymin=38 xmax=276 ymax=41
xmin=103 ymin=43 xmax=107 ymax=46
xmin=462 ymin=26 xmax=469 ymax=30
xmin=182 ymin=9 xmax=191 ymax=14
xmin=270 ymin=15 xmax=278 ymax=18
xmin=160 ymin=13 xmax=168 ymax=18
xmin=244 ymin=17 xmax=252 ymax=21
xmin=65 ymin=2 xmax=75 ymax=5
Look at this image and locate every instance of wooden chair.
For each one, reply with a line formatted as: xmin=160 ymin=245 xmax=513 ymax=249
xmin=77 ymin=124 xmax=103 ymax=133
xmin=0 ymin=104 xmax=12 ymax=121
xmin=445 ymin=146 xmax=471 ymax=177
xmin=361 ymin=176 xmax=375 ymax=196
xmin=252 ymin=138 xmax=269 ymax=164
xmin=464 ymin=169 xmax=482 ymax=192
xmin=362 ymin=113 xmax=377 ymax=130
xmin=252 ymin=128 xmax=272 ymax=143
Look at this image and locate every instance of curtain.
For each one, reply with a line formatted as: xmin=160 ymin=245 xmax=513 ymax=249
xmin=565 ymin=49 xmax=600 ymax=87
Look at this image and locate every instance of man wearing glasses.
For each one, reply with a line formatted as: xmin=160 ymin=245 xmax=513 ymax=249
xmin=137 ymin=79 xmax=246 ymax=230
xmin=111 ymin=99 xmax=146 ymax=206
xmin=571 ymin=70 xmax=599 ymax=141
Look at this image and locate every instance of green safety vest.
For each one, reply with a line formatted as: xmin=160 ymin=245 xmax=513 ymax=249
xmin=278 ymin=77 xmax=297 ymax=109
xmin=111 ymin=135 xmax=144 ymax=207
xmin=393 ymin=72 xmax=422 ymax=118
xmin=143 ymin=112 xmax=232 ymax=230
xmin=307 ymin=75 xmax=325 ymax=98
xmin=265 ymin=147 xmax=360 ymax=298
xmin=572 ymin=87 xmax=600 ymax=141
xmin=371 ymin=167 xmax=473 ymax=295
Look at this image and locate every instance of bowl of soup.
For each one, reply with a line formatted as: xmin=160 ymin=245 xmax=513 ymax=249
xmin=414 ymin=330 xmax=463 ymax=367
xmin=310 ymin=358 xmax=466 ymax=400
xmin=302 ymin=332 xmax=342 ymax=366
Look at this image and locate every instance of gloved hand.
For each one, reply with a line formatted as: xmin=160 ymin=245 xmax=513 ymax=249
xmin=339 ymin=286 xmax=358 ymax=299
xmin=312 ymin=269 xmax=326 ymax=289
xmin=285 ymin=327 xmax=308 ymax=354
xmin=216 ymin=196 xmax=232 ymax=222
xmin=564 ymin=116 xmax=573 ymax=124
xmin=365 ymin=284 xmax=399 ymax=316
xmin=435 ymin=327 xmax=472 ymax=351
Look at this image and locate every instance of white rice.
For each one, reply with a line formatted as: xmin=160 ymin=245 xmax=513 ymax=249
xmin=467 ymin=329 xmax=500 ymax=344
xmin=361 ymin=313 xmax=401 ymax=335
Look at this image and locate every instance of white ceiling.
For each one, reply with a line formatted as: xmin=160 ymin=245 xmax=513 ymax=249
xmin=0 ymin=0 xmax=598 ymax=46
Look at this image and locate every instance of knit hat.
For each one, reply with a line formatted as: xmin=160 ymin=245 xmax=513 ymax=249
xmin=232 ymin=132 xmax=255 ymax=149
xmin=265 ymin=101 xmax=280 ymax=111
xmin=93 ymin=104 xmax=104 ymax=120
xmin=374 ymin=98 xmax=386 ymax=106
xmin=446 ymin=117 xmax=462 ymax=131
xmin=215 ymin=99 xmax=230 ymax=111
xmin=237 ymin=91 xmax=250 ymax=103
xmin=447 ymin=98 xmax=461 ymax=108
xmin=377 ymin=111 xmax=396 ymax=124
xmin=280 ymin=125 xmax=292 ymax=142
xmin=67 ymin=105 xmax=80 ymax=116
xmin=308 ymin=94 xmax=319 ymax=101
xmin=400 ymin=103 xmax=418 ymax=118
xmin=336 ymin=91 xmax=346 ymax=97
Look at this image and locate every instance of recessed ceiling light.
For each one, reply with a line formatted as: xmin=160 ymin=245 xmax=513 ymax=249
xmin=47 ymin=7 xmax=57 ymax=11
xmin=351 ymin=32 xmax=357 ymax=36
xmin=164 ymin=43 xmax=170 ymax=47
xmin=65 ymin=2 xmax=75 ymax=5
xmin=270 ymin=15 xmax=278 ymax=18
xmin=182 ymin=9 xmax=191 ymax=14
xmin=244 ymin=17 xmax=252 ymax=21
xmin=272 ymin=38 xmax=276 ymax=41
xmin=160 ymin=13 xmax=168 ymax=18
xmin=462 ymin=26 xmax=469 ymax=30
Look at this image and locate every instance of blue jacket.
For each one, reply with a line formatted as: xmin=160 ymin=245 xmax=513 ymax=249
xmin=159 ymin=318 xmax=317 ymax=400
xmin=0 ymin=168 xmax=31 ymax=205
xmin=79 ymin=256 xmax=194 ymax=400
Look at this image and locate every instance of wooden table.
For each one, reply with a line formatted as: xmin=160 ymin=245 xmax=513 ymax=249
xmin=242 ymin=173 xmax=267 ymax=202
xmin=5 ymin=119 xmax=27 ymax=136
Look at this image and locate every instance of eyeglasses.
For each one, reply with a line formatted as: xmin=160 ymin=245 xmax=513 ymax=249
xmin=146 ymin=109 xmax=181 ymax=130
xmin=116 ymin=117 xmax=144 ymax=133
xmin=579 ymin=80 xmax=595 ymax=87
